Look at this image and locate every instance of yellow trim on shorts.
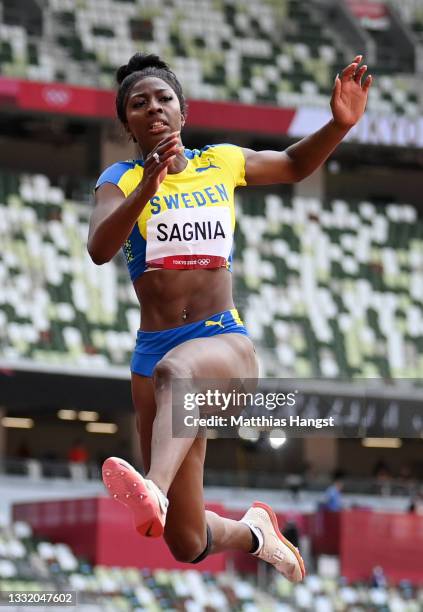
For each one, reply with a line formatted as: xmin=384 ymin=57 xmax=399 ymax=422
xmin=230 ymin=308 xmax=244 ymax=326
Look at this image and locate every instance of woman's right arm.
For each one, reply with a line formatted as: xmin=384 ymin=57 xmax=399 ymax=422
xmin=88 ymin=182 xmax=148 ymax=265
xmin=88 ymin=132 xmax=181 ymax=264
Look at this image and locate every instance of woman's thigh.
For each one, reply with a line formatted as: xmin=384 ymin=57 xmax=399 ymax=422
xmin=160 ymin=333 xmax=258 ymax=379
xmin=158 ymin=333 xmax=258 ymax=424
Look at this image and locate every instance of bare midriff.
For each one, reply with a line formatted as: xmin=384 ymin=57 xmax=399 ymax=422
xmin=133 ymin=267 xmax=235 ymax=331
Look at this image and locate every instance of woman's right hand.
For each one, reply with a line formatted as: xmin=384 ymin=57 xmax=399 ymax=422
xmin=88 ymin=132 xmax=182 ymax=265
xmin=138 ymin=132 xmax=183 ymax=201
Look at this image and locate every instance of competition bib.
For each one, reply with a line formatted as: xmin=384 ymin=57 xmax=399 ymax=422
xmin=146 ymin=206 xmax=233 ymax=269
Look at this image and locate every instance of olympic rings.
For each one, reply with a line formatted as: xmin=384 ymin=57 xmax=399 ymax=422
xmin=197 ymin=258 xmax=211 ymax=265
xmin=152 ymin=152 xmax=160 ymax=164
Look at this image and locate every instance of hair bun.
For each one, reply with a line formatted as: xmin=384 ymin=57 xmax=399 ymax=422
xmin=116 ymin=53 xmax=170 ymax=84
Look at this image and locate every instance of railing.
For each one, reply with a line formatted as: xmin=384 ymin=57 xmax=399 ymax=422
xmin=0 ymin=458 xmax=419 ymax=498
xmin=204 ymin=469 xmax=421 ymax=497
xmin=0 ymin=457 xmax=101 ymax=481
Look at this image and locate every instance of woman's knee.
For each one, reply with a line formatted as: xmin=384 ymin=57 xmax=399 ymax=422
xmin=165 ymin=526 xmax=208 ymax=563
xmin=237 ymin=337 xmax=259 ymax=378
xmin=153 ymin=357 xmax=191 ymax=387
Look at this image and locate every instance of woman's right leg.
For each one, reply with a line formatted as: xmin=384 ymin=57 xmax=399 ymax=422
xmin=132 ymin=373 xmax=254 ymax=562
xmin=131 ymin=373 xmax=304 ymax=582
xmin=131 ymin=336 xmax=263 ymax=562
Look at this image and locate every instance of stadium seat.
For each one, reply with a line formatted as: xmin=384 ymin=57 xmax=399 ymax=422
xmin=390 ymin=0 xmax=423 ymax=39
xmin=235 ymin=188 xmax=423 ymax=378
xmin=0 ymin=0 xmax=420 ymax=113
xmin=0 ymin=518 xmax=422 ymax=609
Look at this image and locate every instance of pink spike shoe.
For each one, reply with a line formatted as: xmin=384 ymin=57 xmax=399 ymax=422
xmin=102 ymin=457 xmax=168 ymax=537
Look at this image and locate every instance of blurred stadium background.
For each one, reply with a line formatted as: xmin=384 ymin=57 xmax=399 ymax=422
xmin=0 ymin=0 xmax=422 ymax=609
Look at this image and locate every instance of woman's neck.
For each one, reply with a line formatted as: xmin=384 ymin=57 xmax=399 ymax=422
xmin=167 ymin=150 xmax=188 ymax=174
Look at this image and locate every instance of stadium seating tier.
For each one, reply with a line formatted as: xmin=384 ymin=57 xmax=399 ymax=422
xmin=0 ymin=172 xmax=422 ymax=380
xmin=0 ymin=520 xmax=422 ymax=611
xmin=0 ymin=0 xmax=420 ymax=114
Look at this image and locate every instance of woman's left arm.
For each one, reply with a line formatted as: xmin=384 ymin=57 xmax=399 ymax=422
xmin=243 ymin=55 xmax=372 ymax=185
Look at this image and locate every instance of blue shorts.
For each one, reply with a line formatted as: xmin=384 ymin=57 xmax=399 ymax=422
xmin=130 ymin=308 xmax=248 ymax=377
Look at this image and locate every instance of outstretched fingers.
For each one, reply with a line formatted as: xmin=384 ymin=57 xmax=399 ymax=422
xmin=341 ymin=55 xmax=367 ymax=82
xmin=354 ymin=64 xmax=368 ymax=86
xmin=363 ymin=74 xmax=373 ymax=92
xmin=341 ymin=62 xmax=359 ymax=82
xmin=332 ymin=72 xmax=341 ymax=99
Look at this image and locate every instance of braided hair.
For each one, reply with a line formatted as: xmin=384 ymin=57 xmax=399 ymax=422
xmin=116 ymin=53 xmax=186 ymax=124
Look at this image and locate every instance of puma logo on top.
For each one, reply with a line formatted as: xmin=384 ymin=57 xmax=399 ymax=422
xmin=196 ymin=161 xmax=221 ymax=173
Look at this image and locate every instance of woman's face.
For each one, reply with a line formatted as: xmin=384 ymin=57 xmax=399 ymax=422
xmin=125 ymin=76 xmax=185 ymax=154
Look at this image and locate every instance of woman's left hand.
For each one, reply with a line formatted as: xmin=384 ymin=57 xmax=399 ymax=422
xmin=331 ymin=55 xmax=372 ymax=129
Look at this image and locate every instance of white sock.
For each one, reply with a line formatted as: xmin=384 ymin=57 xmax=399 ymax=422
xmin=146 ymin=479 xmax=169 ymax=514
xmin=241 ymin=519 xmax=264 ymax=555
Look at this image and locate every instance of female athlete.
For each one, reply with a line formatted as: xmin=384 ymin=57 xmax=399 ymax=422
xmin=88 ymin=53 xmax=371 ymax=582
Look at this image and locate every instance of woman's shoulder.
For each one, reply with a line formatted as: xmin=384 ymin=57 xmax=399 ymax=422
xmin=186 ymin=143 xmax=245 ymax=165
xmin=187 ymin=143 xmax=242 ymax=156
xmin=95 ymin=159 xmax=143 ymax=189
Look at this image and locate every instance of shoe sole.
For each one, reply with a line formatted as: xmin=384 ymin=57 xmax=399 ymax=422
xmin=253 ymin=501 xmax=306 ymax=580
xmin=102 ymin=457 xmax=164 ymax=538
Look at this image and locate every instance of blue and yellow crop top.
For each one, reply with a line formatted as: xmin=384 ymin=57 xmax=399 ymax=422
xmin=95 ymin=144 xmax=246 ymax=282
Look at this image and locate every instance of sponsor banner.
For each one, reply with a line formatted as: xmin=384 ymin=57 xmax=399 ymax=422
xmin=346 ymin=0 xmax=390 ymax=30
xmin=0 ymin=77 xmax=115 ymax=116
xmin=18 ymin=81 xmax=115 ymax=117
xmin=188 ymin=99 xmax=297 ymax=135
xmin=0 ymin=77 xmax=296 ymax=131
xmin=1 ymin=77 xmax=423 ymax=147
xmin=348 ymin=112 xmax=423 ymax=147
xmin=341 ymin=510 xmax=423 ymax=584
xmin=288 ymin=107 xmax=423 ymax=148
xmin=13 ymin=498 xmax=226 ymax=572
xmin=0 ymin=77 xmax=20 ymax=103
